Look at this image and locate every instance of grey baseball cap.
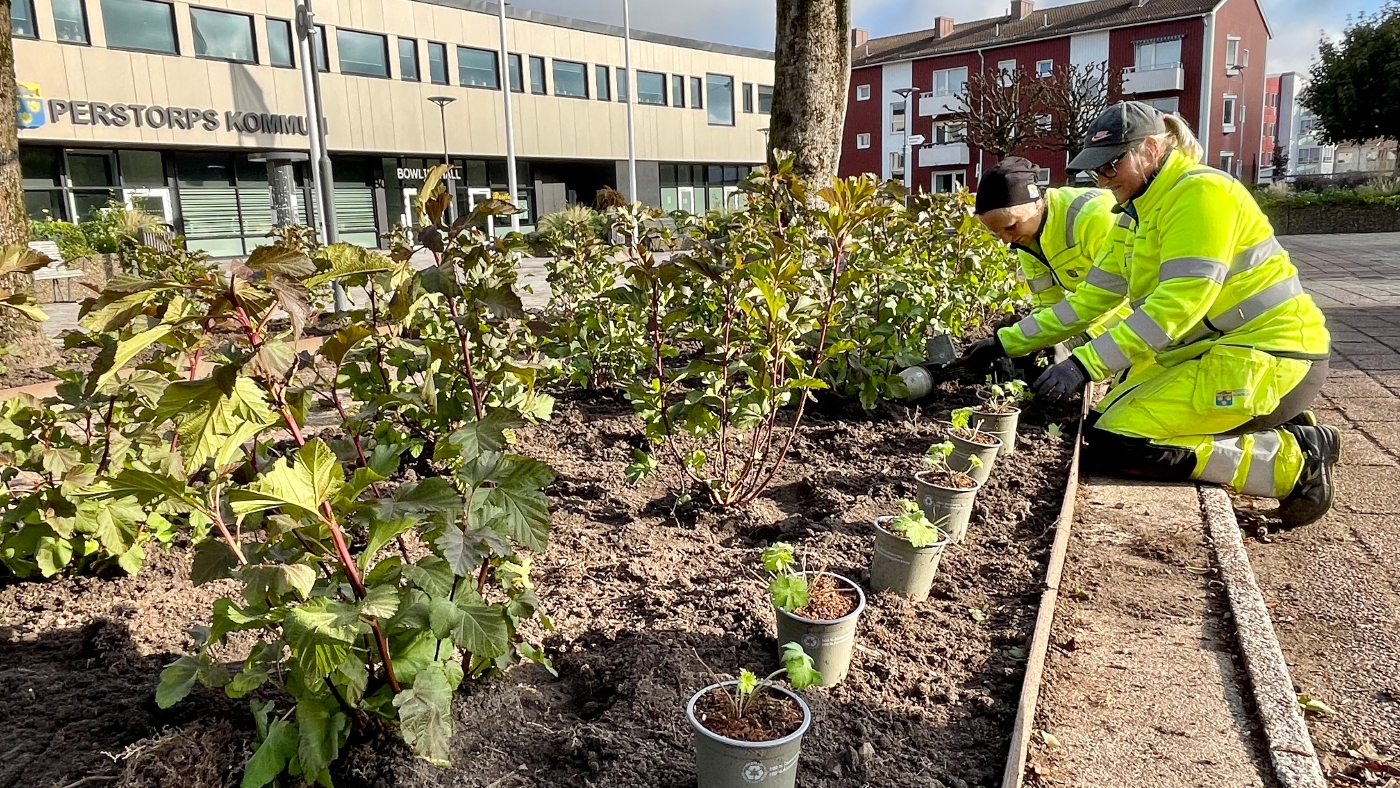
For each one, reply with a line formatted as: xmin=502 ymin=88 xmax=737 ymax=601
xmin=1067 ymin=101 xmax=1167 ymax=172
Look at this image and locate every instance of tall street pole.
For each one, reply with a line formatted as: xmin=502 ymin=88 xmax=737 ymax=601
xmin=894 ymin=87 xmax=918 ymax=204
xmin=498 ymin=1 xmax=520 ymax=232
xmin=622 ymin=0 xmax=637 ymax=201
xmin=296 ymin=0 xmax=347 ymax=312
xmin=429 ymin=96 xmax=456 ymax=222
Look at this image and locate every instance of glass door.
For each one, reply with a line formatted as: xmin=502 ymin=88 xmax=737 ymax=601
xmin=401 ymin=187 xmax=418 ymax=226
xmin=467 ymin=187 xmax=494 ymax=236
xmin=677 ymin=186 xmax=695 ymax=214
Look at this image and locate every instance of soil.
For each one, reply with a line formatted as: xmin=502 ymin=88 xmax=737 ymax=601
xmin=974 ymin=404 xmax=1021 ymax=416
xmin=693 ymin=686 xmax=805 ymax=743
xmin=791 ymin=573 xmax=858 ymax=621
xmin=1 ymin=365 xmax=1076 ymax=788
xmin=952 ymin=428 xmax=1001 ymax=446
xmin=918 ymin=468 xmax=980 ymax=490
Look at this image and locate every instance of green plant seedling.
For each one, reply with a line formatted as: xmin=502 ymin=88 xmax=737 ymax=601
xmin=763 ymin=542 xmax=809 ymax=613
xmin=725 ymin=642 xmax=823 ymax=720
xmin=887 ymin=499 xmax=947 ymax=548
xmin=924 ymin=441 xmax=980 ymax=475
xmin=949 ymin=407 xmax=992 ymax=443
xmin=979 ymin=379 xmax=1027 ymax=413
xmin=1047 ymin=423 xmax=1065 ymax=440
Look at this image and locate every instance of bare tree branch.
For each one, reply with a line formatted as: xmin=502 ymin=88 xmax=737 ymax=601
xmin=1040 ymin=61 xmax=1123 ymax=183
xmin=955 ymin=66 xmax=1054 ymax=161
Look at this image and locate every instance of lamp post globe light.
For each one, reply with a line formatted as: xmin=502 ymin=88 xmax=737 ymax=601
xmin=427 ymin=96 xmax=457 ymax=222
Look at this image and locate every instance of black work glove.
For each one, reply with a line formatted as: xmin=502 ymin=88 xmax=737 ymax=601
xmin=1033 ymin=355 xmax=1090 ymax=401
xmin=956 ymin=335 xmax=1007 ymax=370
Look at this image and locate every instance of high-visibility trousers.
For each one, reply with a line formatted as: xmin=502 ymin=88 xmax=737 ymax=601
xmin=1083 ymin=345 xmax=1322 ymax=498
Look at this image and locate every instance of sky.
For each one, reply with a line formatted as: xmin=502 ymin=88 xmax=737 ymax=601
xmin=503 ymin=0 xmax=1387 ymax=77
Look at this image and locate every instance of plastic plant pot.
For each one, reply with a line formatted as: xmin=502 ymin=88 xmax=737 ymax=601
xmin=773 ymin=572 xmax=866 ymax=686
xmin=946 ymin=426 xmax=1002 ymax=485
xmin=869 ymin=515 xmax=951 ymax=602
xmin=914 ymin=469 xmax=982 ymax=544
xmin=688 ymin=680 xmax=812 ymax=788
xmin=970 ymin=405 xmax=1021 ymax=457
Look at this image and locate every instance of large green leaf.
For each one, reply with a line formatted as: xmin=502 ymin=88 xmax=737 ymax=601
xmin=357 ymin=583 xmax=400 ymax=619
xmin=156 ymin=368 xmax=280 ymax=473
xmin=245 ymin=244 xmax=315 ymax=278
xmin=240 ymin=563 xmax=318 ymax=604
xmin=318 ymin=324 xmax=376 ymax=367
xmin=156 ymin=655 xmax=201 ymax=708
xmin=282 ymin=597 xmax=368 ymax=681
xmin=442 ymin=410 xmax=521 ymax=461
xmin=34 ymin=535 xmax=73 ymax=577
xmin=373 ymin=477 xmax=463 ymax=520
xmin=453 ymin=601 xmax=510 ymax=659
xmin=295 ymin=696 xmax=348 ymax=782
xmin=229 ymin=440 xmax=343 ymax=520
xmin=358 ymin=514 xmax=416 ymax=573
xmin=95 ymin=324 xmax=173 ymax=387
xmin=240 ymin=718 xmax=297 ymax=788
xmin=0 ymin=244 xmax=51 ymax=276
xmin=307 ymin=244 xmax=394 ymax=289
xmin=393 ymin=665 xmax=454 ymax=766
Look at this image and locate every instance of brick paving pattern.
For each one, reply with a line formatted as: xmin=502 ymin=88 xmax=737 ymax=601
xmin=1245 ymin=232 xmax=1400 ymax=776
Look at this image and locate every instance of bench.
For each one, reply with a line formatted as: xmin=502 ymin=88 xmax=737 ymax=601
xmin=27 ymin=240 xmax=85 ymax=303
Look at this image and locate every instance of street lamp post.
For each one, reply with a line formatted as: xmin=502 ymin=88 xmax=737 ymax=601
xmin=893 ymin=87 xmax=919 ymax=200
xmin=622 ymin=0 xmax=637 ymax=201
xmin=497 ymin=1 xmax=520 ymax=232
xmin=428 ymin=96 xmax=456 ymax=222
xmin=295 ymin=0 xmax=346 ymax=312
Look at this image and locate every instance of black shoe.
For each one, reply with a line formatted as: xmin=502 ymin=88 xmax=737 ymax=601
xmin=1286 ymin=410 xmax=1319 ymax=427
xmin=1277 ymin=425 xmax=1342 ymax=528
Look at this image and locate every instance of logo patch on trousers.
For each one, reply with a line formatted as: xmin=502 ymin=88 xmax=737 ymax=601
xmin=1215 ymin=389 xmax=1249 ymax=407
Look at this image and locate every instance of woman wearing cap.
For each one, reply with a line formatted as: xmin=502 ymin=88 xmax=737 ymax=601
xmin=962 ymin=157 xmax=1126 ymax=368
xmin=962 ymin=101 xmax=1338 ymax=527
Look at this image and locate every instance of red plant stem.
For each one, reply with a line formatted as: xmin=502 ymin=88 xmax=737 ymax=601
xmin=443 ymin=293 xmax=486 ymax=421
xmin=228 ymin=288 xmax=402 ymax=694
xmin=95 ymin=395 xmax=119 ymax=476
xmin=210 ymin=501 xmax=249 ymax=565
xmin=716 ymin=281 xmax=734 ymax=493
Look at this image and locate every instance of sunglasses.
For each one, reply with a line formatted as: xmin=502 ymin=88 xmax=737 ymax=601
xmin=1093 ymin=152 xmax=1131 ymax=181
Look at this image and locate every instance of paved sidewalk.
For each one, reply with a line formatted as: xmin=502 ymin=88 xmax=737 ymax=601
xmin=1242 ymin=232 xmax=1400 ymax=779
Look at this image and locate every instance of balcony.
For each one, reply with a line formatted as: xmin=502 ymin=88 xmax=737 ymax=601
xmin=1121 ymin=64 xmax=1185 ymax=95
xmin=919 ymin=92 xmax=963 ymax=117
xmin=918 ymin=143 xmax=970 ymax=168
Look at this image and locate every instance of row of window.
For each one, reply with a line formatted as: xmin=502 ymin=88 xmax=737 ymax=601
xmin=10 ymin=0 xmax=770 ymax=127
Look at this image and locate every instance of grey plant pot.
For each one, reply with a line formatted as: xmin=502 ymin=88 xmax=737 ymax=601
xmin=688 ymin=681 xmax=812 ymax=788
xmin=914 ymin=470 xmax=982 ymax=544
xmin=946 ymin=427 xmax=1002 ymax=485
xmin=773 ymin=572 xmax=866 ymax=686
xmin=869 ymin=516 xmax=951 ymax=602
xmin=970 ymin=406 xmax=1021 ymax=456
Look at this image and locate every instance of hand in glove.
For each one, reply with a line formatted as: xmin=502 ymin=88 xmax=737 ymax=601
xmin=956 ymin=335 xmax=1007 ymax=369
xmin=1033 ymin=356 xmax=1090 ymax=401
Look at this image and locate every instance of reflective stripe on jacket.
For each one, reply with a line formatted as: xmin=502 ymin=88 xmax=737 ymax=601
xmin=1016 ymin=187 xmax=1116 ymax=309
xmin=1069 ymin=149 xmax=1330 ymax=381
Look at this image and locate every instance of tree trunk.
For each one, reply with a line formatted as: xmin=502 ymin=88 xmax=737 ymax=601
xmin=0 ymin=0 xmax=58 ymax=369
xmin=770 ymin=0 xmax=851 ymax=187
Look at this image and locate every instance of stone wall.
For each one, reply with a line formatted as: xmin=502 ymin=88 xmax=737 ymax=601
xmin=1264 ymin=203 xmax=1400 ymax=235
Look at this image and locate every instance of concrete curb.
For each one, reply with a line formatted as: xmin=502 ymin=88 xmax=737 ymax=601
xmin=1199 ymin=485 xmax=1328 ymax=788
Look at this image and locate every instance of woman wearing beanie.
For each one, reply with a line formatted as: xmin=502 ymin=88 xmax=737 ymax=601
xmin=964 ymin=101 xmax=1339 ymax=527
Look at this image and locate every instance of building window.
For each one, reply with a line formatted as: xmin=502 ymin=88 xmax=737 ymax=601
xmin=267 ymin=18 xmax=294 ymax=67
xmin=52 ymin=0 xmax=89 ymax=43
xmin=458 ymin=46 xmax=500 ymax=89
xmin=758 ymin=84 xmax=773 ymax=114
xmin=891 ymin=102 xmax=906 ymax=133
xmin=690 ymin=76 xmax=703 ymax=108
xmin=1036 ymin=167 xmax=1051 ymax=186
xmin=398 ymin=38 xmax=419 ymax=81
xmin=1148 ymin=96 xmax=1179 ymax=114
xmin=1222 ymin=95 xmax=1237 ymax=131
xmin=553 ymin=59 xmax=588 ymax=98
xmin=856 ymin=84 xmax=871 ymax=101
xmin=1134 ymin=37 xmax=1182 ymax=71
xmin=191 ymin=8 xmax=255 ymax=62
xmin=856 ymin=133 xmax=871 ymax=149
xmin=933 ymin=171 xmax=967 ymax=193
xmin=742 ymin=82 xmax=754 ymax=113
xmin=427 ymin=42 xmax=448 ymax=85
xmin=1219 ymin=151 xmax=1235 ymax=175
xmin=313 ymin=25 xmax=328 ymax=72
xmin=671 ymin=75 xmax=685 ymax=107
xmin=529 ymin=56 xmax=546 ymax=94
xmin=1035 ymin=113 xmax=1052 ymax=133
xmin=1036 ymin=59 xmax=1053 ymax=78
xmin=638 ymin=71 xmax=667 ymax=105
xmin=101 ymin=0 xmax=178 ymax=54
xmin=11 ymin=0 xmax=36 ymax=38
xmin=933 ymin=67 xmax=968 ymax=96
xmin=890 ymin=151 xmax=905 ymax=175
xmin=1225 ymin=37 xmax=1240 ymax=67
xmin=504 ymin=54 xmax=521 ymax=92
xmin=338 ymin=29 xmax=388 ymax=77
xmin=616 ymin=67 xmax=629 ymax=102
xmin=932 ymin=122 xmax=963 ymax=144
xmin=595 ymin=64 xmax=611 ymax=101
xmin=706 ymin=74 xmax=734 ymax=125
xmin=997 ymin=58 xmax=1016 ymax=74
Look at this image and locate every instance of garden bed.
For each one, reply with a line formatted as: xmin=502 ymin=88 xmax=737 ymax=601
xmin=0 ymin=370 xmax=1076 ymax=788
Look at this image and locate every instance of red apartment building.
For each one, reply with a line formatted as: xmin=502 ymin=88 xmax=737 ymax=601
xmin=839 ymin=0 xmax=1271 ymax=192
xmin=1261 ymin=74 xmax=1281 ymax=178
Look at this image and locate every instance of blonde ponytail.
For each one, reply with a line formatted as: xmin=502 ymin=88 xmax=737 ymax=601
xmin=1158 ymin=114 xmax=1204 ymax=163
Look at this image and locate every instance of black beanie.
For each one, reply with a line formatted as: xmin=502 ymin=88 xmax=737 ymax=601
xmin=974 ymin=157 xmax=1042 ymax=215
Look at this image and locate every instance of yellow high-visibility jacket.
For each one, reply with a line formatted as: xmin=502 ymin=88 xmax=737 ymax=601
xmin=997 ymin=148 xmax=1330 ymax=379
